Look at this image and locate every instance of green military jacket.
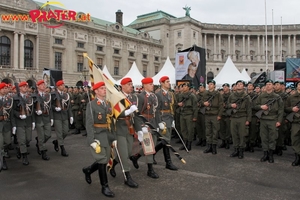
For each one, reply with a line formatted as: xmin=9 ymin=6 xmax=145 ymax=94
xmin=201 ymin=90 xmax=223 ymax=116
xmin=285 ymin=91 xmax=300 ymax=123
xmin=222 ymin=91 xmax=231 ymax=116
xmin=227 ymin=90 xmax=252 ymax=121
xmin=255 ymin=91 xmax=283 ymax=122
xmin=179 ymin=91 xmax=198 ymax=119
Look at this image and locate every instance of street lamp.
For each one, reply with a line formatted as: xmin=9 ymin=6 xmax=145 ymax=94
xmin=82 ymin=67 xmax=89 ymax=86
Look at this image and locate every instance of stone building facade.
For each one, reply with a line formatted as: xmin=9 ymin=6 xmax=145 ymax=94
xmin=0 ymin=0 xmax=299 ymax=85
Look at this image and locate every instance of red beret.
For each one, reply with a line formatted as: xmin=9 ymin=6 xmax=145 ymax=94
xmin=56 ymin=80 xmax=64 ymax=87
xmin=93 ymin=81 xmax=105 ymax=90
xmin=37 ymin=80 xmax=45 ymax=86
xmin=19 ymin=81 xmax=28 ymax=87
xmin=0 ymin=82 xmax=7 ymax=89
xmin=12 ymin=86 xmax=16 ymax=90
xmin=141 ymin=77 xmax=153 ymax=84
xmin=120 ymin=77 xmax=132 ymax=85
xmin=159 ymin=76 xmax=169 ymax=83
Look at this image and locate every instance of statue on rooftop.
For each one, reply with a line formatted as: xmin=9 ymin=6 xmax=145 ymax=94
xmin=183 ymin=5 xmax=191 ymax=17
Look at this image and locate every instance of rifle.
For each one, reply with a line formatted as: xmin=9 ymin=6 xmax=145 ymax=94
xmin=286 ymin=100 xmax=300 ymax=122
xmin=12 ymin=76 xmax=26 ymax=116
xmin=226 ymin=94 xmax=249 ymax=116
xmin=200 ymin=92 xmax=217 ymax=114
xmin=179 ymin=92 xmax=191 ymax=111
xmin=255 ymin=95 xmax=282 ymax=119
xmin=51 ymin=76 xmax=62 ymax=109
xmin=32 ymin=80 xmax=42 ymax=112
xmin=251 ymin=93 xmax=259 ymax=101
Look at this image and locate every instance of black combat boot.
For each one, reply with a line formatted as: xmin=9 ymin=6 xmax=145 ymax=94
xmin=292 ymin=153 xmax=300 ymax=166
xmin=201 ymin=139 xmax=207 ymax=147
xmin=52 ymin=140 xmax=59 ymax=152
xmin=225 ymin=140 xmax=230 ymax=149
xmin=82 ymin=162 xmax=98 ymax=184
xmin=230 ymin=148 xmax=239 ymax=157
xmin=60 ymin=146 xmax=69 ymax=157
xmin=179 ymin=140 xmax=187 ymax=150
xmin=249 ymin=143 xmax=254 ymax=152
xmin=2 ymin=157 xmax=7 ymax=170
xmin=218 ymin=140 xmax=225 ymax=148
xmin=187 ymin=141 xmax=192 ymax=151
xmin=276 ymin=146 xmax=283 ymax=156
xmin=35 ymin=137 xmax=41 ymax=155
xmin=16 ymin=147 xmax=21 ymax=159
xmin=22 ymin=153 xmax=29 ymax=165
xmin=195 ymin=138 xmax=202 ymax=146
xmin=129 ymin=153 xmax=141 ymax=169
xmin=163 ymin=146 xmax=178 ymax=171
xmin=238 ymin=148 xmax=244 ymax=159
xmin=268 ymin=150 xmax=274 ymax=163
xmin=153 ymin=142 xmax=164 ymax=164
xmin=109 ymin=159 xmax=118 ymax=177
xmin=147 ymin=163 xmax=159 ymax=179
xmin=245 ymin=142 xmax=250 ymax=152
xmin=124 ymin=171 xmax=138 ymax=188
xmin=98 ymin=164 xmax=115 ymax=197
xmin=4 ymin=147 xmax=10 ymax=158
xmin=203 ymin=144 xmax=212 ymax=153
xmin=212 ymin=144 xmax=217 ymax=155
xmin=41 ymin=150 xmax=50 ymax=161
xmin=260 ymin=151 xmax=269 ymax=162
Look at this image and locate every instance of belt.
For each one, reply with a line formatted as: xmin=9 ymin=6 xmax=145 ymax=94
xmin=161 ymin=110 xmax=171 ymax=113
xmin=142 ymin=114 xmax=154 ymax=119
xmin=93 ymin=123 xmax=109 ymax=128
xmin=118 ymin=116 xmax=131 ymax=120
xmin=118 ymin=116 xmax=134 ymax=135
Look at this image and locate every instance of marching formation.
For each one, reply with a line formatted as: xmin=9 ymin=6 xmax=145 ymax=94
xmin=1 ymin=76 xmax=300 ymax=198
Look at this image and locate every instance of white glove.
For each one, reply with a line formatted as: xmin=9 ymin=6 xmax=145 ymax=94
xmin=112 ymin=140 xmax=117 ymax=148
xmin=124 ymin=105 xmax=138 ymax=116
xmin=12 ymin=127 xmax=16 ymax=135
xmin=19 ymin=115 xmax=27 ymax=119
xmin=90 ymin=139 xmax=101 ymax=153
xmin=55 ymin=107 xmax=61 ymax=112
xmin=172 ymin=120 xmax=175 ymax=128
xmin=70 ymin=117 xmax=74 ymax=124
xmin=51 ymin=119 xmax=54 ymax=126
xmin=158 ymin=122 xmax=165 ymax=130
xmin=36 ymin=110 xmax=42 ymax=115
xmin=137 ymin=131 xmax=144 ymax=142
xmin=156 ymin=128 xmax=159 ymax=132
xmin=32 ymin=122 xmax=35 ymax=130
xmin=142 ymin=126 xmax=148 ymax=134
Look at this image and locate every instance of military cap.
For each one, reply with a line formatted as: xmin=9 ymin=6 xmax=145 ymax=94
xmin=93 ymin=81 xmax=105 ymax=90
xmin=274 ymin=81 xmax=281 ymax=85
xmin=222 ymin=83 xmax=230 ymax=87
xmin=182 ymin=82 xmax=190 ymax=87
xmin=198 ymin=83 xmax=204 ymax=87
xmin=265 ymin=79 xmax=274 ymax=85
xmin=207 ymin=80 xmax=216 ymax=85
xmin=231 ymin=83 xmax=236 ymax=87
xmin=236 ymin=80 xmax=245 ymax=85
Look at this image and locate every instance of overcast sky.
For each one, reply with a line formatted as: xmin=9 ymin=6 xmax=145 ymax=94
xmin=53 ymin=0 xmax=299 ymax=26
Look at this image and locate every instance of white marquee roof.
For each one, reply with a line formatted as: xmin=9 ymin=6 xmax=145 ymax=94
xmin=152 ymin=57 xmax=176 ymax=85
xmin=116 ymin=62 xmax=144 ymax=86
xmin=102 ymin=65 xmax=117 ymax=84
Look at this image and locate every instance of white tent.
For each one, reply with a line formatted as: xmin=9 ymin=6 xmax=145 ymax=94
xmin=214 ymin=56 xmax=250 ymax=88
xmin=152 ymin=57 xmax=176 ymax=85
xmin=102 ymin=65 xmax=117 ymax=84
xmin=116 ymin=62 xmax=144 ymax=86
xmin=241 ymin=68 xmax=251 ymax=81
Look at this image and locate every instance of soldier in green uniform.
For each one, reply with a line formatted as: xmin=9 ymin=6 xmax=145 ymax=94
xmin=51 ymin=80 xmax=73 ymax=157
xmin=71 ymin=87 xmax=82 ymax=134
xmin=177 ymin=82 xmax=198 ymax=151
xmin=108 ymin=77 xmax=139 ymax=188
xmin=227 ymin=80 xmax=252 ymax=159
xmin=195 ymin=83 xmax=206 ymax=147
xmin=248 ymin=83 xmax=260 ymax=152
xmin=202 ymin=80 xmax=223 ymax=154
xmin=255 ymin=80 xmax=283 ymax=163
xmin=174 ymin=85 xmax=183 ymax=143
xmin=82 ymin=81 xmax=115 ymax=197
xmin=80 ymin=86 xmax=90 ymax=136
xmin=219 ymin=83 xmax=231 ymax=149
xmin=154 ymin=76 xmax=178 ymax=170
xmin=34 ymin=80 xmax=52 ymax=161
xmin=285 ymin=81 xmax=300 ymax=166
xmin=130 ymin=77 xmax=161 ymax=179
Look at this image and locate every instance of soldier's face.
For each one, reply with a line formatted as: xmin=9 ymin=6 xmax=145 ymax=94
xmin=58 ymin=84 xmax=64 ymax=91
xmin=208 ymin=83 xmax=215 ymax=90
xmin=236 ymin=82 xmax=244 ymax=90
xmin=265 ymin=83 xmax=273 ymax=91
xmin=20 ymin=85 xmax=28 ymax=93
xmin=161 ymin=80 xmax=170 ymax=90
xmin=223 ymin=86 xmax=229 ymax=92
xmin=143 ymin=83 xmax=153 ymax=92
xmin=199 ymin=86 xmax=205 ymax=92
xmin=38 ymin=83 xmax=46 ymax=91
xmin=247 ymin=84 xmax=254 ymax=91
xmin=297 ymin=83 xmax=300 ymax=92
xmin=95 ymin=86 xmax=106 ymax=97
xmin=122 ymin=82 xmax=133 ymax=94
xmin=255 ymin=87 xmax=261 ymax=93
xmin=274 ymin=83 xmax=281 ymax=91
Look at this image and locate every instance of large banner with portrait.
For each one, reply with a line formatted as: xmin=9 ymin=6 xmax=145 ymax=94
xmin=175 ymin=45 xmax=206 ymax=87
xmin=286 ymin=58 xmax=300 ymax=82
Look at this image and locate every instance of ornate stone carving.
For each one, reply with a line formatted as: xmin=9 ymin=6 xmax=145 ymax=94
xmin=111 ymin=40 xmax=122 ymax=49
xmin=51 ymin=28 xmax=67 ymax=38
xmin=127 ymin=43 xmax=137 ymax=51
xmin=74 ymin=32 xmax=88 ymax=42
xmin=94 ymin=36 xmax=106 ymax=45
xmin=25 ymin=22 xmax=38 ymax=32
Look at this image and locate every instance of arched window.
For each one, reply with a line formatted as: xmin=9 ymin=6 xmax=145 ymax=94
xmin=24 ymin=39 xmax=33 ymax=69
xmin=0 ymin=36 xmax=11 ymax=66
xmin=207 ymin=71 xmax=214 ymax=81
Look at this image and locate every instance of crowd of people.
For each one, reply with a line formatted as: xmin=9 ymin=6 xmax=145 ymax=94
xmin=1 ymin=75 xmax=300 ymax=198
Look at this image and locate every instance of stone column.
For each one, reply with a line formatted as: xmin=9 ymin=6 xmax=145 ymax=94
xmin=288 ymin=35 xmax=291 ymax=57
xmin=218 ymin=34 xmax=221 ymax=60
xmin=247 ymin=35 xmax=250 ymax=60
xmin=293 ymin=34 xmax=296 ymax=58
xmin=257 ymin=35 xmax=260 ymax=61
xmin=13 ymin=32 xmax=19 ymax=69
xmin=19 ymin=33 xmax=24 ymax=69
xmin=228 ymin=34 xmax=231 ymax=57
xmin=232 ymin=35 xmax=236 ymax=61
xmin=213 ymin=34 xmax=217 ymax=60
xmin=262 ymin=36 xmax=265 ymax=60
xmin=36 ymin=36 xmax=39 ymax=70
xmin=277 ymin=35 xmax=280 ymax=61
xmin=242 ymin=35 xmax=246 ymax=60
xmin=204 ymin=33 xmax=207 ymax=60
